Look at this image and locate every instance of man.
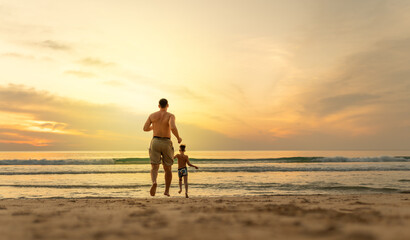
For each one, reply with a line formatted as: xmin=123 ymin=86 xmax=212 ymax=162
xmin=143 ymin=98 xmax=182 ymax=196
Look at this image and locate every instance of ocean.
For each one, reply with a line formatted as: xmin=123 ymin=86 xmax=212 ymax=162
xmin=0 ymin=151 xmax=409 ymax=198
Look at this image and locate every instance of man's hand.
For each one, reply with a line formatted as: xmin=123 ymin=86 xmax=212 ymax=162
xmin=195 ymin=166 xmax=199 ymax=169
xmin=177 ymin=137 xmax=182 ymax=144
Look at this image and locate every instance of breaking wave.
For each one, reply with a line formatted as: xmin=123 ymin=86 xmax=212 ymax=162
xmin=0 ymin=156 xmax=408 ymax=165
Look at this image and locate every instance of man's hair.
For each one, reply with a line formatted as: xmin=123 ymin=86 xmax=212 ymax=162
xmin=159 ymin=98 xmax=168 ymax=108
xmin=179 ymin=144 xmax=186 ymax=152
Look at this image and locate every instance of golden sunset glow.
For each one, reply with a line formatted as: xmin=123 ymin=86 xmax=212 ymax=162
xmin=0 ymin=132 xmax=52 ymax=146
xmin=0 ymin=0 xmax=409 ymax=150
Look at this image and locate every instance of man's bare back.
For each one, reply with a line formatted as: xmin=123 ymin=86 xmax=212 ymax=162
xmin=144 ymin=109 xmax=181 ymax=143
xmin=149 ymin=111 xmax=172 ymax=138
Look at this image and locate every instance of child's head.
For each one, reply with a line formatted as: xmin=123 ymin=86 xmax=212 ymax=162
xmin=179 ymin=144 xmax=186 ymax=153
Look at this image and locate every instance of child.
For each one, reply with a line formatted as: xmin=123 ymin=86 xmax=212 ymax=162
xmin=174 ymin=144 xmax=198 ymax=198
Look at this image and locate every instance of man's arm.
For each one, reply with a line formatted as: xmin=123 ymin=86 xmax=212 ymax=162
xmin=169 ymin=114 xmax=182 ymax=143
xmin=143 ymin=116 xmax=153 ymax=132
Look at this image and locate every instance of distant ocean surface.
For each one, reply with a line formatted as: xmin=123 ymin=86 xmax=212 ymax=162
xmin=0 ymin=151 xmax=409 ymax=198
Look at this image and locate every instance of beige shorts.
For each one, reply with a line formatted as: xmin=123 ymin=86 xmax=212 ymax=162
xmin=149 ymin=137 xmax=174 ymax=166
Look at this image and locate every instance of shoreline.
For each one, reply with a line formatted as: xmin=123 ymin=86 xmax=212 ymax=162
xmin=0 ymin=192 xmax=407 ymax=199
xmin=0 ymin=194 xmax=408 ymax=240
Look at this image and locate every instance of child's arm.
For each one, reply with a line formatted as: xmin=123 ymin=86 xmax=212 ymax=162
xmin=186 ymin=157 xmax=198 ymax=169
xmin=173 ymin=154 xmax=178 ymax=160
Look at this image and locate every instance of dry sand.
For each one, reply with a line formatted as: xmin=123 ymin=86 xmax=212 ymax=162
xmin=0 ymin=194 xmax=409 ymax=240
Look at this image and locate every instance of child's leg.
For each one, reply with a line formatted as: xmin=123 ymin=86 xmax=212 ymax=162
xmin=184 ymin=175 xmax=188 ymax=198
xmin=178 ymin=177 xmax=182 ymax=194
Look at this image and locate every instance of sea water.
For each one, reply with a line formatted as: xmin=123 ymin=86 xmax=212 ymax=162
xmin=0 ymin=151 xmax=409 ymax=198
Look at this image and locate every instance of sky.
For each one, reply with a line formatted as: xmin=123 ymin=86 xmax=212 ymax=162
xmin=0 ymin=0 xmax=409 ymax=151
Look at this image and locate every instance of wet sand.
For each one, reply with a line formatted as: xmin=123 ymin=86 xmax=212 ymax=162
xmin=0 ymin=194 xmax=409 ymax=240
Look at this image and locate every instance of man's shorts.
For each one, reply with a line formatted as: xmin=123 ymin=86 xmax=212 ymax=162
xmin=149 ymin=137 xmax=174 ymax=166
xmin=178 ymin=167 xmax=188 ymax=178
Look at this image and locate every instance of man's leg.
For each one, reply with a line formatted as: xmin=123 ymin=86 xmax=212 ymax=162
xmin=150 ymin=164 xmax=159 ymax=196
xmin=163 ymin=165 xmax=172 ymax=196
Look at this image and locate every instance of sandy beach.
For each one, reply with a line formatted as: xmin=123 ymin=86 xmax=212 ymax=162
xmin=0 ymin=194 xmax=408 ymax=240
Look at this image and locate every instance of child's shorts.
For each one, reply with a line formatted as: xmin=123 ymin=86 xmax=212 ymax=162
xmin=178 ymin=167 xmax=188 ymax=178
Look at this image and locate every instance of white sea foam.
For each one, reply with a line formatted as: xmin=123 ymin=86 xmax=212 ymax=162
xmin=319 ymin=156 xmax=409 ymax=162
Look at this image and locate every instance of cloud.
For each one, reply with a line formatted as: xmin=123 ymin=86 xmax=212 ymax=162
xmin=78 ymin=57 xmax=115 ymax=67
xmin=0 ymin=84 xmax=140 ymax=149
xmin=0 ymin=131 xmax=52 ymax=147
xmin=64 ymin=70 xmax=96 ymax=78
xmin=313 ymin=93 xmax=380 ymax=116
xmin=0 ymin=52 xmax=53 ymax=62
xmin=0 ymin=7 xmax=53 ymax=37
xmin=37 ymin=40 xmax=71 ymax=51
xmin=125 ymin=74 xmax=208 ymax=102
xmin=102 ymin=80 xmax=124 ymax=87
xmin=0 ymin=84 xmax=241 ymax=150
xmin=171 ymin=86 xmax=207 ymax=101
xmin=309 ymin=37 xmax=410 ymax=117
xmin=273 ymin=37 xmax=410 ymax=148
xmin=1 ymin=52 xmax=35 ymax=59
xmin=195 ymin=36 xmax=410 ymax=150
